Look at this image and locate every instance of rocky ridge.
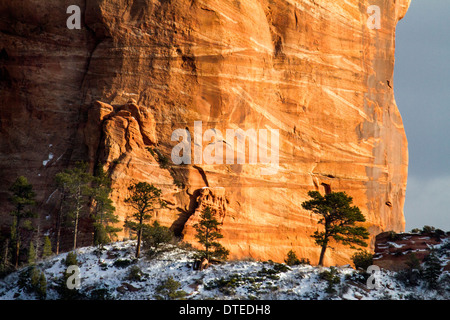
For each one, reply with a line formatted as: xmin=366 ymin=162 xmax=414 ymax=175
xmin=374 ymin=230 xmax=450 ymax=272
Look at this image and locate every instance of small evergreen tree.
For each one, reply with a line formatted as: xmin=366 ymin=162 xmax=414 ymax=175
xmin=30 ymin=267 xmax=47 ymax=300
xmin=124 ymin=182 xmax=166 ymax=258
xmin=421 ymin=225 xmax=435 ymax=234
xmin=9 ymin=219 xmax=18 ymax=269
xmin=142 ymin=221 xmax=174 ymax=257
xmin=58 ymin=251 xmax=81 ymax=300
xmin=285 ymin=250 xmax=301 ymax=266
xmin=402 ymin=253 xmax=422 ymax=286
xmin=301 ymin=191 xmax=369 ymax=266
xmin=55 ymin=174 xmax=69 ymax=255
xmin=38 ymin=271 xmax=47 ymax=300
xmin=27 ymin=241 xmax=36 ymax=265
xmin=351 ymin=250 xmax=373 ymax=271
xmin=42 ymin=236 xmax=53 ymax=259
xmin=0 ymin=238 xmax=12 ymax=276
xmin=284 ymin=250 xmax=310 ymax=266
xmin=155 ymin=276 xmax=187 ymax=300
xmin=65 ymin=251 xmax=78 ymax=267
xmin=423 ymin=250 xmax=442 ymax=289
xmin=126 ymin=265 xmax=145 ymax=282
xmin=18 ymin=266 xmax=47 ymax=300
xmin=320 ymin=267 xmax=341 ymax=294
xmin=193 ymin=206 xmax=229 ymax=262
xmin=91 ymin=164 xmax=122 ymax=246
xmin=55 ymin=162 xmax=93 ymax=251
xmin=8 ymin=176 xmax=36 ymax=268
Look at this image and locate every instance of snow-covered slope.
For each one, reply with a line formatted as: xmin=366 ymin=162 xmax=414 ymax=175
xmin=0 ymin=240 xmax=448 ymax=300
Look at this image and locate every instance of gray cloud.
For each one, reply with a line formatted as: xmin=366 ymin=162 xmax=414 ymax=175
xmin=394 ymin=0 xmax=450 ymax=231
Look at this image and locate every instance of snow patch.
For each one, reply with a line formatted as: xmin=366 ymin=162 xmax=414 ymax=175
xmin=42 ymin=153 xmax=54 ymax=166
xmin=387 ymin=242 xmax=406 ymax=248
xmin=0 ymin=241 xmax=448 ymax=301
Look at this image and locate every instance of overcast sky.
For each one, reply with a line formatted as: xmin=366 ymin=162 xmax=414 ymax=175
xmin=394 ymin=0 xmax=450 ymax=231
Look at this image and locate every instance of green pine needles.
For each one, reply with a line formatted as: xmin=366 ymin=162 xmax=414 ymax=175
xmin=124 ymin=182 xmax=167 ymax=258
xmin=9 ymin=176 xmax=36 ymax=269
xmin=302 ymin=190 xmax=369 ymax=266
xmin=193 ymin=206 xmax=229 ymax=262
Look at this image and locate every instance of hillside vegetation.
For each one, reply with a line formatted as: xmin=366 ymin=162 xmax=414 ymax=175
xmin=0 ymin=239 xmax=449 ymax=300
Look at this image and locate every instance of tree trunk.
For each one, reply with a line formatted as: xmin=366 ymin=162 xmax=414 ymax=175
xmin=73 ymin=186 xmax=82 ymax=250
xmin=15 ymin=234 xmax=20 ymax=269
xmin=55 ymin=211 xmax=61 ymax=255
xmin=73 ymin=209 xmax=79 ymax=250
xmin=35 ymin=224 xmax=41 ymax=259
xmin=3 ymin=239 xmax=9 ymax=267
xmin=318 ymin=244 xmax=327 ymax=266
xmin=135 ymin=214 xmax=143 ymax=258
xmin=135 ymin=227 xmax=142 ymax=258
xmin=205 ymin=228 xmax=210 ymax=261
xmin=56 ymin=192 xmax=65 ymax=255
xmin=14 ymin=218 xmax=21 ymax=269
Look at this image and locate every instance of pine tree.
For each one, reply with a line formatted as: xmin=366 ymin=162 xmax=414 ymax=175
xmin=33 ymin=224 xmax=42 ymax=260
xmin=27 ymin=241 xmax=36 ymax=265
xmin=124 ymin=182 xmax=166 ymax=258
xmin=55 ymin=175 xmax=68 ymax=255
xmin=37 ymin=271 xmax=47 ymax=300
xmin=90 ymin=164 xmax=121 ymax=246
xmin=30 ymin=267 xmax=47 ymax=300
xmin=9 ymin=218 xmax=18 ymax=265
xmin=302 ymin=191 xmax=369 ymax=266
xmin=0 ymin=238 xmax=12 ymax=275
xmin=423 ymin=250 xmax=442 ymax=289
xmin=404 ymin=252 xmax=422 ymax=286
xmin=42 ymin=236 xmax=53 ymax=259
xmin=55 ymin=162 xmax=93 ymax=251
xmin=285 ymin=250 xmax=310 ymax=266
xmin=65 ymin=251 xmax=79 ymax=267
xmin=8 ymin=176 xmax=36 ymax=268
xmin=58 ymin=251 xmax=80 ymax=300
xmin=155 ymin=276 xmax=187 ymax=300
xmin=193 ymin=206 xmax=229 ymax=262
xmin=142 ymin=221 xmax=174 ymax=257
xmin=351 ymin=249 xmax=374 ymax=270
xmin=30 ymin=267 xmax=40 ymax=290
xmin=320 ymin=266 xmax=341 ymax=294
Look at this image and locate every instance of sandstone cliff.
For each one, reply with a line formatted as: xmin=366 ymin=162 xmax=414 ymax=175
xmin=0 ymin=0 xmax=410 ymax=265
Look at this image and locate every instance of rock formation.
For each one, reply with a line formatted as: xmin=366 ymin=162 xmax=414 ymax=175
xmin=374 ymin=231 xmax=450 ymax=271
xmin=0 ymin=0 xmax=410 ymax=265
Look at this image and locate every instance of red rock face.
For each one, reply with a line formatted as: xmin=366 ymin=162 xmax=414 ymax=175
xmin=374 ymin=232 xmax=450 ymax=271
xmin=0 ymin=0 xmax=410 ymax=264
